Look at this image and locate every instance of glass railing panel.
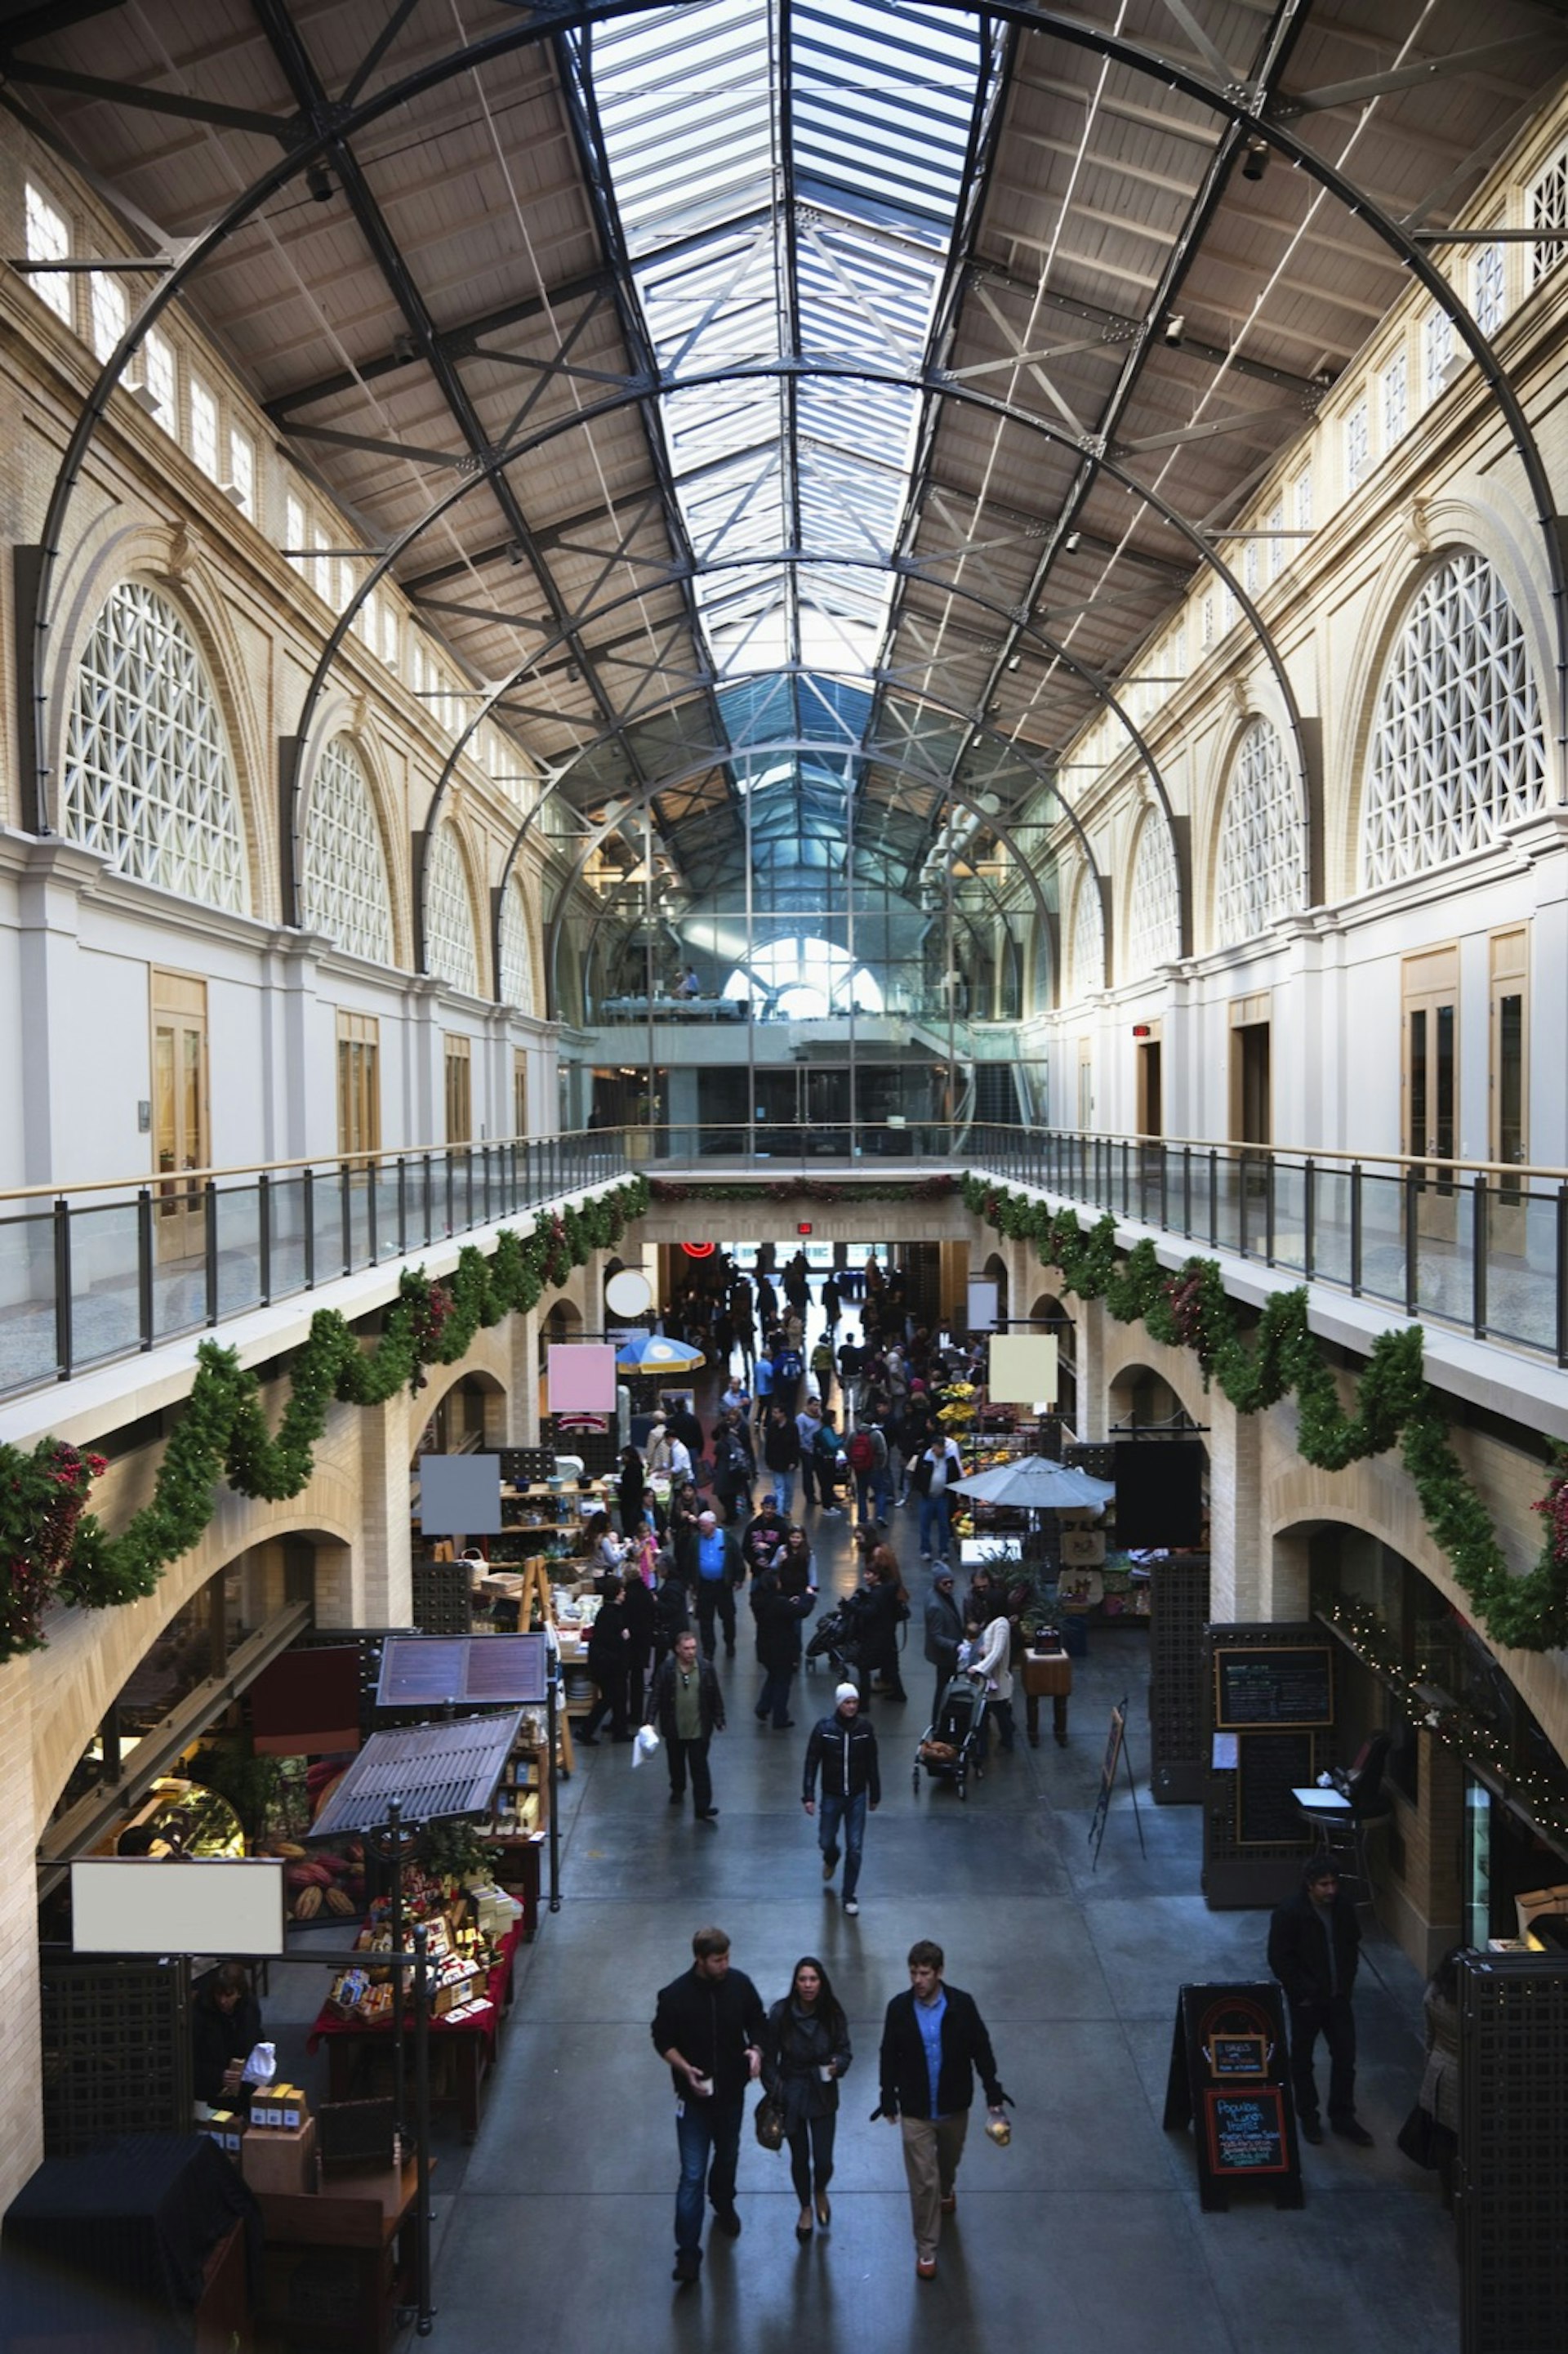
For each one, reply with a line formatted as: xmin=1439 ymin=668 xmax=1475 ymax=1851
xmin=0 ymin=1208 xmax=60 ymax=1393
xmin=214 ymin=1184 xmax=262 ymax=1320
xmin=1355 ymin=1170 xmax=1405 ymax=1309
xmin=149 ymin=1200 xmax=207 ymax=1344
xmin=1483 ymin=1183 xmax=1557 ymax=1353
xmin=311 ymin=1171 xmax=343 ymax=1282
xmin=1414 ymin=1176 xmax=1474 ymax=1329
xmin=268 ymin=1176 xmax=307 ymax=1298
xmin=65 ymin=1197 xmax=142 ymax=1371
xmin=345 ymin=1170 xmax=372 ymax=1271
xmin=374 ymin=1164 xmax=403 ymax=1258
xmin=1310 ymin=1167 xmax=1354 ymax=1289
xmin=1271 ymin=1162 xmax=1306 ymax=1273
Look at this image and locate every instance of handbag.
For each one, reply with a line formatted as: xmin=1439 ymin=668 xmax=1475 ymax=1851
xmin=1395 ymin=2102 xmax=1437 ymax=2169
xmin=755 ymin=2092 xmax=786 ymax=2152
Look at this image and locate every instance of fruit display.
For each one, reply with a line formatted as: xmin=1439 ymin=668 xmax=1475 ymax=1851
xmin=264 ymin=1837 xmax=368 ymax=1923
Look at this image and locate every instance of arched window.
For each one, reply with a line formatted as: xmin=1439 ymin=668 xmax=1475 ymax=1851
xmin=1215 ymin=718 xmax=1307 ymax=946
xmin=722 ymin=935 xmax=882 ymax=1015
xmin=301 ymin=736 xmax=394 ymax=964
xmin=425 ymin=824 xmax=479 ymax=994
xmin=1363 ymin=551 xmax=1546 ymax=886
xmin=1125 ymin=815 xmax=1180 ymax=979
xmin=1069 ymin=873 xmax=1104 ymax=998
xmin=497 ymin=879 xmax=534 ymax=1012
xmin=64 ymin=581 xmax=247 ymax=912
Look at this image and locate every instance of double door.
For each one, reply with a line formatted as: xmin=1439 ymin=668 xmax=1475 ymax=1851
xmin=152 ymin=970 xmax=209 ymax=1260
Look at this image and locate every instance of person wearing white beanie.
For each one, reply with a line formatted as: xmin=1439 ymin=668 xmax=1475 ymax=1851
xmin=802 ymin=1682 xmax=880 ymax=1917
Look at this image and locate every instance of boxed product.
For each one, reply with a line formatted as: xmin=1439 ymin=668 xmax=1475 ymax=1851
xmin=241 ymin=2114 xmax=317 ymax=2196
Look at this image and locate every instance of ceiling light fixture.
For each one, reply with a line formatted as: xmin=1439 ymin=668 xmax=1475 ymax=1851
xmin=1164 ymin=314 xmax=1185 ymax=347
xmin=305 ymin=163 xmax=335 ymax=204
xmin=1241 ymin=139 xmax=1268 ymax=183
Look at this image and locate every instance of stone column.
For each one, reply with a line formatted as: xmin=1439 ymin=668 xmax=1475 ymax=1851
xmin=0 ymin=1665 xmax=42 ymax=2214
xmin=349 ymin=1392 xmax=414 ymax=1626
xmin=1207 ymin=1385 xmax=1263 ymax=1620
xmin=1076 ymin=1296 xmax=1111 ymax=1442
xmin=510 ymin=1308 xmax=541 ymax=1443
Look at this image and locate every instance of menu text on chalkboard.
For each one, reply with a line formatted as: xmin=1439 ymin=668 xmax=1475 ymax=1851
xmin=1163 ymin=1982 xmax=1304 ymax=2211
xmin=1205 ymin=2089 xmax=1290 ymax=2176
xmin=1214 ymin=1646 xmax=1333 ymax=1729
xmin=1236 ymin=1729 xmax=1316 ymax=1844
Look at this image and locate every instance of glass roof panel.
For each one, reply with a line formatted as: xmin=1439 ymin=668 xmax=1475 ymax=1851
xmin=573 ymin=0 xmax=996 ymax=887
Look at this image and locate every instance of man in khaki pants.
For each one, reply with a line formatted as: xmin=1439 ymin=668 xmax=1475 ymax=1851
xmin=876 ymin=1940 xmax=1009 ymax=2279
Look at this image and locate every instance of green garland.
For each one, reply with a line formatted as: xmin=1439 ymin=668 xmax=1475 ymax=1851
xmin=964 ymin=1174 xmax=1568 ymax=1655
xmin=0 ymin=1175 xmax=648 ymax=1665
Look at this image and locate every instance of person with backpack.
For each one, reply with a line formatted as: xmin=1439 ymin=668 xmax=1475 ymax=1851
xmin=813 ymin=1410 xmax=847 ymax=1514
xmin=773 ymin=1335 xmax=804 ymax=1414
xmin=795 ymin=1396 xmax=826 ymax=1509
xmin=848 ymin=1406 xmax=893 ymax=1528
xmin=809 ymin=1335 xmax=836 ymax=1409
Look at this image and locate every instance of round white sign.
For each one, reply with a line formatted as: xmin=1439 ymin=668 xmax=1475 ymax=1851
xmin=605 ymin=1268 xmax=654 ymax=1317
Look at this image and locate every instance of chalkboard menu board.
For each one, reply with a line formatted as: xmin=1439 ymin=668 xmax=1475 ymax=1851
xmin=1163 ymin=1982 xmax=1303 ymax=2211
xmin=1214 ymin=1645 xmax=1332 ymax=1729
xmin=1236 ymin=1730 xmax=1316 ymax=1844
xmin=1205 ymin=2088 xmax=1290 ymax=2178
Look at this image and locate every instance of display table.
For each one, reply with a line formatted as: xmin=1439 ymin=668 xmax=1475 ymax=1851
xmin=1 ymin=2134 xmax=258 ymax=2354
xmin=1021 ymin=1648 xmax=1073 ymax=1747
xmin=305 ymin=1928 xmax=523 ymax=2142
xmin=253 ymin=2160 xmax=421 ymax=2354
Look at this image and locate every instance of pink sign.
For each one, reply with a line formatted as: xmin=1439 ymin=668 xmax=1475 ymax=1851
xmin=547 ymin=1343 xmax=618 ymax=1416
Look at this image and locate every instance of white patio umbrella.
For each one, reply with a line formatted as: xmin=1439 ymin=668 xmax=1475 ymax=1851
xmin=949 ymin=1459 xmax=1114 ymax=1511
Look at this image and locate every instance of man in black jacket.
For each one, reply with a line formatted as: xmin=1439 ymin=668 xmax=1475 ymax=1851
xmin=648 ymin=1631 xmax=725 ymax=1823
xmin=652 ymin=1925 xmax=766 ymax=2284
xmin=803 ymin=1685 xmax=880 ymax=1916
xmin=878 ymin=1939 xmax=1007 ymax=2278
xmin=1267 ymin=1860 xmax=1372 ymax=2146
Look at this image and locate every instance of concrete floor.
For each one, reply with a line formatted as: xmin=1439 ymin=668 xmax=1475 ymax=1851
xmin=302 ymin=1511 xmax=1454 ymax=2354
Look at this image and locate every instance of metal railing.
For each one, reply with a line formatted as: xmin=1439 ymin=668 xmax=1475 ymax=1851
xmin=10 ymin=1115 xmax=1560 ymax=1406
xmin=0 ymin=1132 xmax=628 ymax=1401
xmin=968 ymin=1123 xmax=1568 ymax=1365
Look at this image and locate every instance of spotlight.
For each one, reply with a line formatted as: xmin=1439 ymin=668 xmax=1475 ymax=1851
xmin=305 ymin=163 xmax=335 ymax=203
xmin=1241 ymin=139 xmax=1268 ymax=182
xmin=1064 ymin=531 xmax=1081 ymax=552
xmin=1164 ymin=313 xmax=1185 ymax=347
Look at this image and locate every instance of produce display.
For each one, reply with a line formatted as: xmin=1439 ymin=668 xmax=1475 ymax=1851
xmin=264 ymin=1838 xmax=368 ymax=1922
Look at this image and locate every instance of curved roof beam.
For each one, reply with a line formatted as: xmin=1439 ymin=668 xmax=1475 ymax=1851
xmin=20 ymin=1 xmax=1562 ymax=845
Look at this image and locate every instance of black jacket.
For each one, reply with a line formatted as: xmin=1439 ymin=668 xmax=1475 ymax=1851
xmin=586 ymin=1595 xmax=630 ymax=1670
xmin=652 ymin=1964 xmax=766 ymax=2101
xmin=191 ymin=1988 xmax=263 ymax=2109
xmin=755 ymin=1580 xmax=817 ymax=1670
xmin=803 ymin=1709 xmax=880 ymax=1805
xmin=763 ymin=1419 xmax=801 ymax=1473
xmin=1267 ymin=1884 xmax=1362 ymax=2004
xmin=648 ymin=1650 xmax=725 ymax=1741
xmin=762 ymin=1995 xmax=853 ymax=2132
xmin=878 ymin=1984 xmax=1004 ymax=2119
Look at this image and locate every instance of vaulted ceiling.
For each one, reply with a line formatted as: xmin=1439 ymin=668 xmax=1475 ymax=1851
xmin=8 ymin=0 xmax=1566 ymax=924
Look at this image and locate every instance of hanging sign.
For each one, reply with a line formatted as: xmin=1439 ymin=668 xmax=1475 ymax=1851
xmin=680 ymin=1242 xmax=715 ymax=1259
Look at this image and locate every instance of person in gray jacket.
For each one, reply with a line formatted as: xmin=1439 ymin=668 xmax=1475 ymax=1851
xmin=923 ymin=1567 xmax=964 ymax=1723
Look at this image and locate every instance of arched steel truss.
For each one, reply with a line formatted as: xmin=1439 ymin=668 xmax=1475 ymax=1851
xmin=16 ymin=0 xmax=1564 ymax=993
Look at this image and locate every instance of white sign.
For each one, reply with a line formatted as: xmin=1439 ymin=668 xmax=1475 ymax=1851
xmin=72 ymin=1857 xmax=287 ymax=1956
xmin=987 ymin=1332 xmax=1058 ymax=1407
xmin=967 ymin=1277 xmax=1000 ymax=1333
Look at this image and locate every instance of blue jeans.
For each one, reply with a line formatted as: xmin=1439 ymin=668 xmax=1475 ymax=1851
xmin=772 ymin=1468 xmax=795 ymax=1515
xmin=675 ymin=2098 xmax=744 ymax=2254
xmin=918 ymin=1491 xmax=952 ymax=1558
xmin=856 ymin=1467 xmax=893 ymax=1526
xmin=818 ymin=1786 xmax=869 ymax=1900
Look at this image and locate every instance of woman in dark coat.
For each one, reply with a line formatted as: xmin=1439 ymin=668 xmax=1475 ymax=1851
xmin=621 ymin=1563 xmax=656 ymax=1719
xmin=192 ymin=1960 xmax=263 ymax=2111
xmin=858 ymin=1546 xmax=910 ymax=1701
xmin=754 ymin=1554 xmax=817 ymax=1731
xmin=763 ymin=1955 xmax=853 ymax=2236
xmin=582 ymin=1575 xmax=634 ymax=1742
xmin=616 ymin=1445 xmax=647 ymax=1539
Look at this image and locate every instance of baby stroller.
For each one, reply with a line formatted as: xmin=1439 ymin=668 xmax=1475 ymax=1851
xmin=913 ymin=1672 xmax=987 ymax=1801
xmin=804 ymin=1601 xmax=865 ymax=1687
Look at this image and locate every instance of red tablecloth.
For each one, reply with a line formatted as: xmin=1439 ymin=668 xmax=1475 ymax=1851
xmin=306 ymin=1925 xmax=523 ymax=2059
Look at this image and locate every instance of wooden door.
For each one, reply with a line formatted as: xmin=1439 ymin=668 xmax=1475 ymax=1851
xmin=1489 ymin=929 xmax=1527 ymax=1255
xmin=1403 ymin=947 xmax=1458 ymax=1242
xmin=1137 ymin=1040 xmax=1162 ymax=1137
xmin=1230 ymin=1023 xmax=1271 ymax=1147
xmin=151 ymin=970 xmax=209 ymax=1260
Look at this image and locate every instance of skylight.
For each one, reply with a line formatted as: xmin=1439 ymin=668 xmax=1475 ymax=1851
xmin=574 ymin=0 xmax=991 ymax=684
